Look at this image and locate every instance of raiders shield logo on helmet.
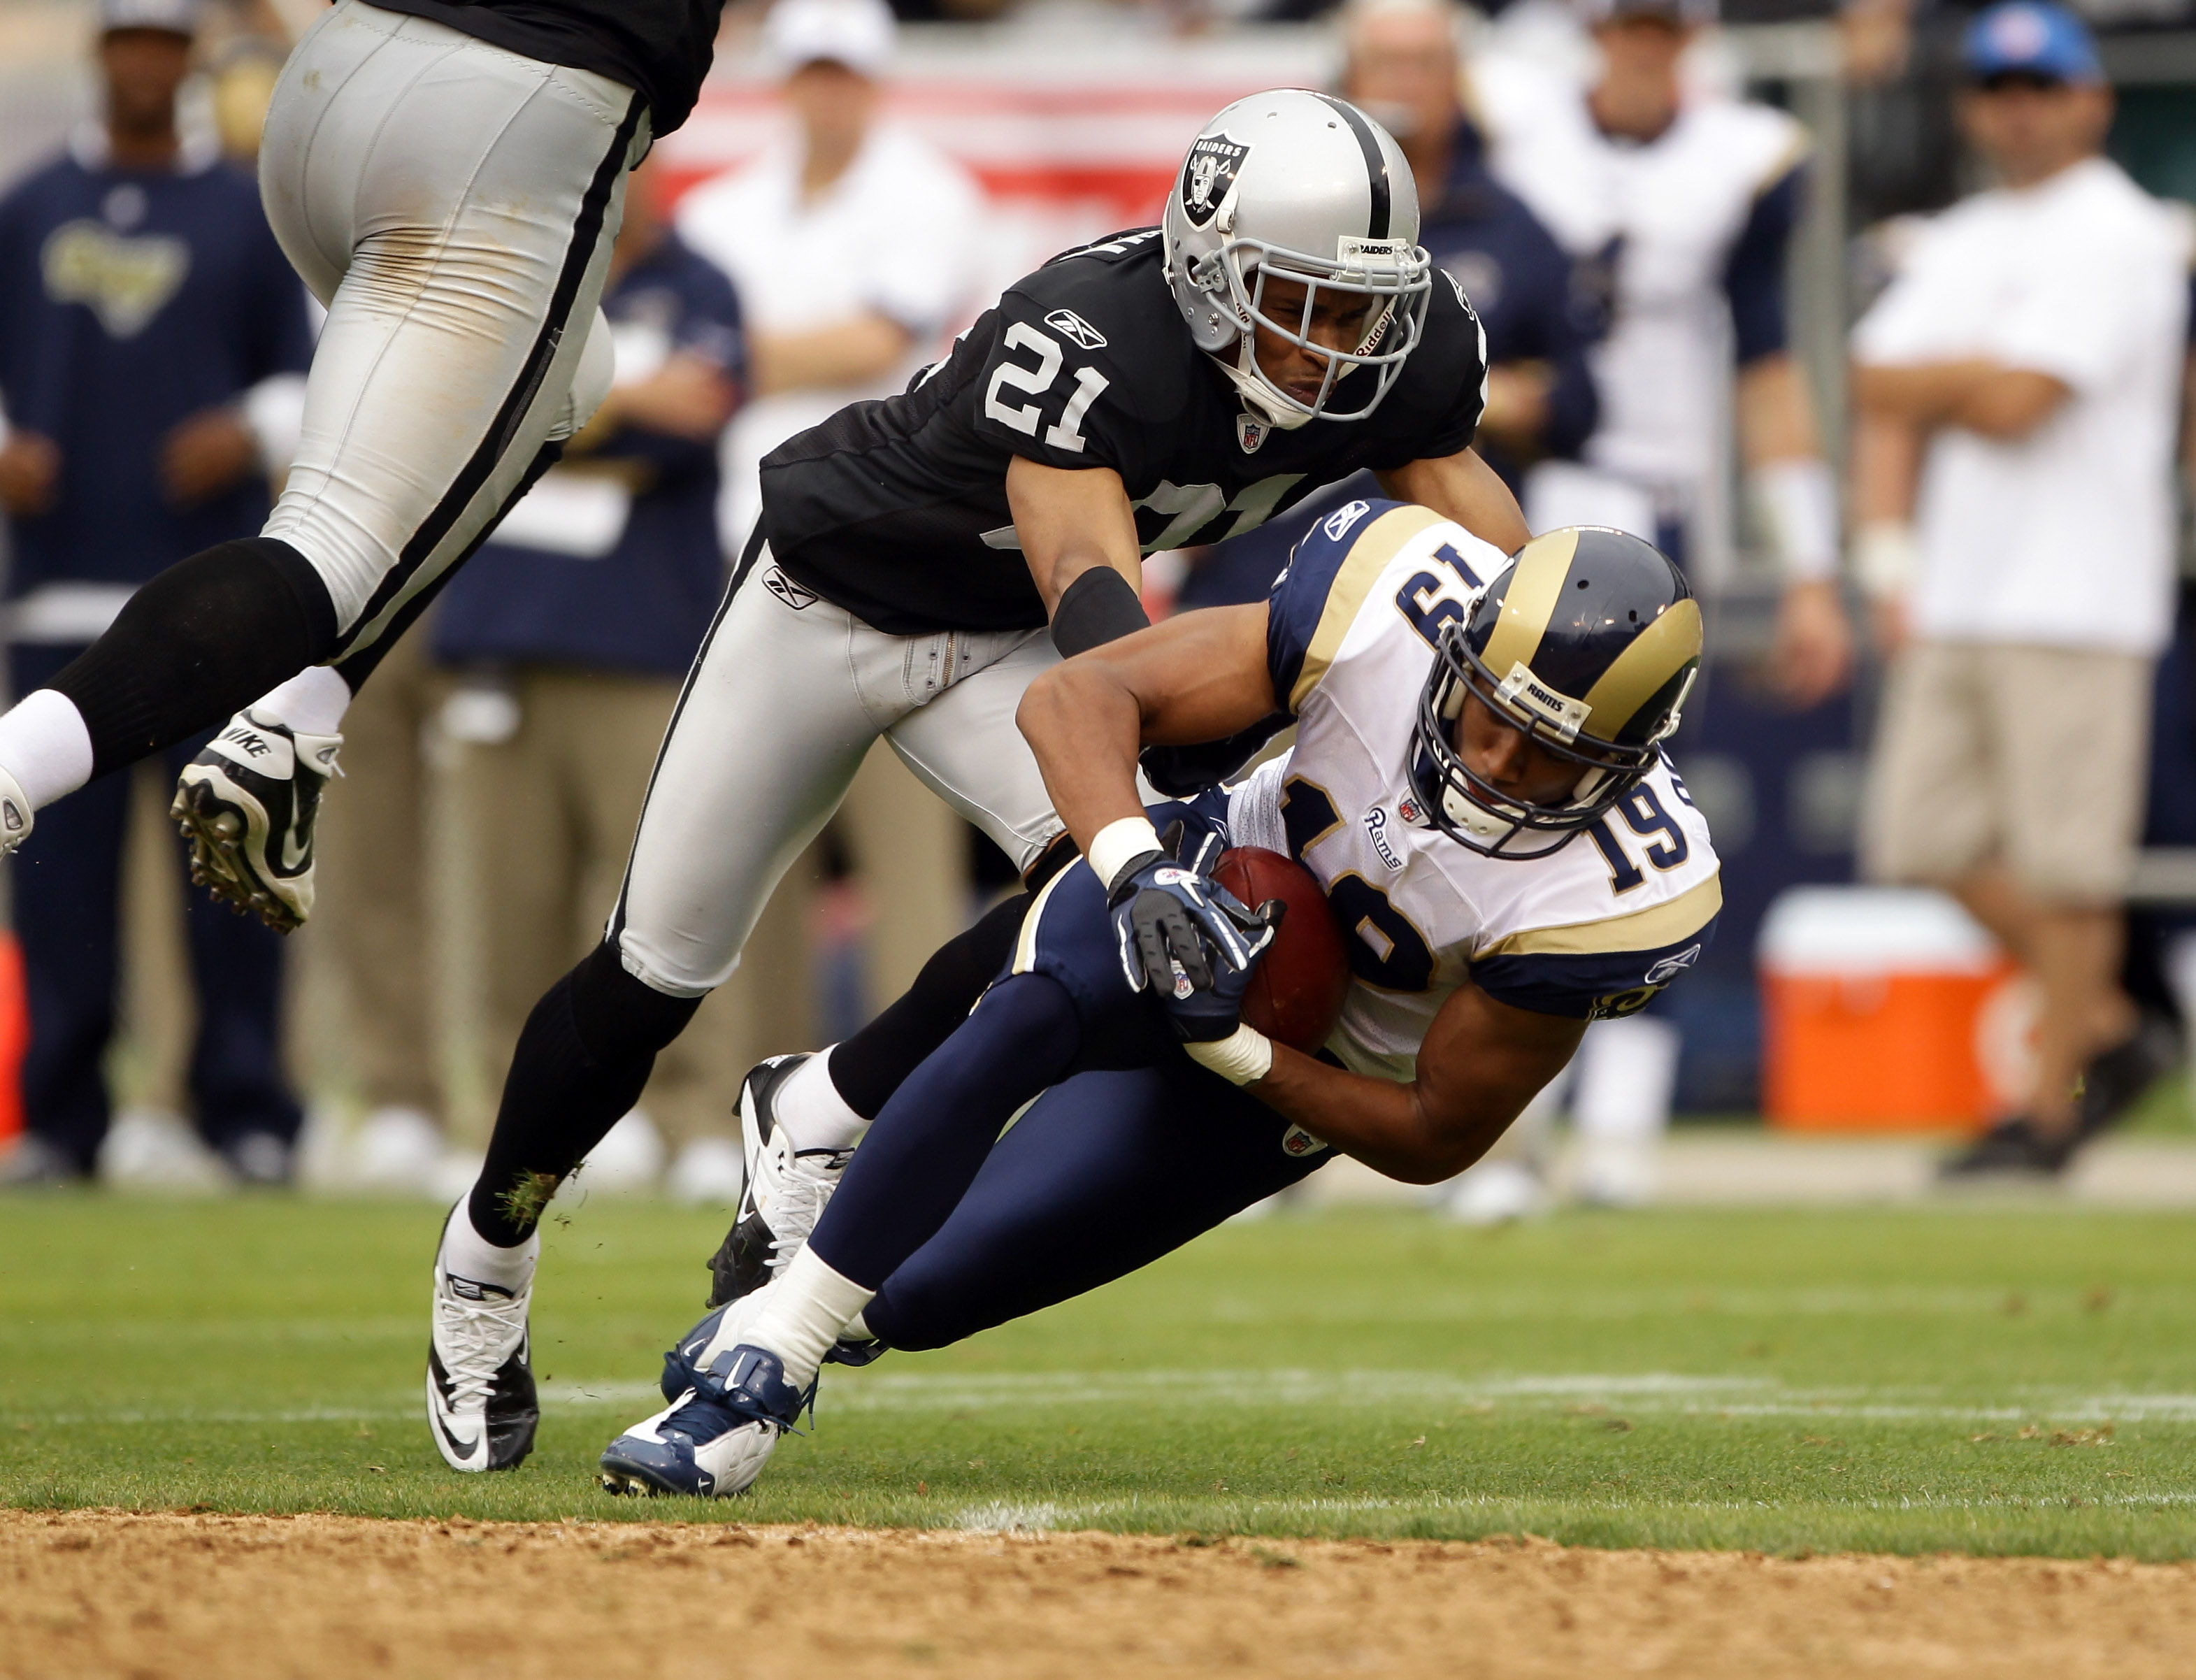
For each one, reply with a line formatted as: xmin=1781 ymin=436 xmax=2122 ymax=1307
xmin=1180 ymin=134 xmax=1251 ymax=229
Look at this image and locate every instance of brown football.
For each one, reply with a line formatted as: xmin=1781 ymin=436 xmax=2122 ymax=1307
xmin=1212 ymin=846 xmax=1351 ymax=1054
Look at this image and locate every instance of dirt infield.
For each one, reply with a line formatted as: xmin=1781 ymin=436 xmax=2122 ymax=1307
xmin=4 ymin=1509 xmax=2194 ymax=1679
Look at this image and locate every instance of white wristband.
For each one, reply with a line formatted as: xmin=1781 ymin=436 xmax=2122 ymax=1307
xmin=1850 ymin=521 xmax=1918 ymax=603
xmin=1184 ymin=1024 xmax=1275 ymax=1086
xmin=1749 ymin=457 xmax=1839 ymax=583
xmin=1087 ymin=816 xmax=1164 ymax=893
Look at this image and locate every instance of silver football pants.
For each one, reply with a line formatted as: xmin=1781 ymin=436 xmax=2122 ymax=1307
xmin=610 ymin=545 xmax=1068 ymax=998
xmin=257 ymin=0 xmax=645 ymax=658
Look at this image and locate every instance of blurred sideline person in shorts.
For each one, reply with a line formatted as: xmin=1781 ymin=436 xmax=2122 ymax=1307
xmin=429 ymin=161 xmax=751 ymax=1202
xmin=1454 ymin=0 xmax=1851 ymax=1212
xmin=1850 ymin=1 xmax=2193 ymax=1177
xmin=0 ymin=0 xmax=310 ymax=1186
xmin=676 ymin=0 xmax=989 ymax=1014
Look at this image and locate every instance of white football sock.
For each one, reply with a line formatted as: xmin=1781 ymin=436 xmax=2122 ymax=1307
xmin=742 ymin=1246 xmax=874 ymax=1389
xmin=1572 ymin=1015 xmax=1681 ymax=1144
xmin=773 ymin=1047 xmax=868 ymax=1154
xmin=439 ymin=1200 xmax=538 ymax=1293
xmin=0 ymin=689 xmax=94 ymax=810
xmin=252 ymin=664 xmax=352 ymax=736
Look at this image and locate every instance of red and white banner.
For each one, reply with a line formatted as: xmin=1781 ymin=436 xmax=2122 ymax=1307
xmin=656 ymin=31 xmax=1334 ymax=307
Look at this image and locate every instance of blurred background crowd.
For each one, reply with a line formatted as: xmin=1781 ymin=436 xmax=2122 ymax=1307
xmin=1 ymin=0 xmax=2193 ymax=1213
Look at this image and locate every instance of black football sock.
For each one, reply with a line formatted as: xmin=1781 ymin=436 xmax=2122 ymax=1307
xmin=47 ymin=537 xmax=338 ymax=779
xmin=468 ymin=940 xmax=701 ymax=1246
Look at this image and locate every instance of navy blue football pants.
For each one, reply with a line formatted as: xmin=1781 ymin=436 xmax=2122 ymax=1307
xmin=8 ymin=646 xmax=301 ymax=1174
xmin=808 ymin=833 xmax=1333 ymax=1354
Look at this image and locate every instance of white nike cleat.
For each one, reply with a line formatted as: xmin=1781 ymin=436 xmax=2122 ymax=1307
xmin=0 ymin=764 xmax=31 ymax=856
xmin=426 ymin=1228 xmax=538 ymax=1473
xmin=705 ymin=1055 xmax=850 ymax=1309
xmin=171 ymin=709 xmax=342 ymax=932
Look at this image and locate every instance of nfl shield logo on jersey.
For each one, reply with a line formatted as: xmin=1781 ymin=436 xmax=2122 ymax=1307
xmin=1235 ymin=411 xmax=1268 ymax=454
xmin=1181 ymin=134 xmax=1251 ymax=228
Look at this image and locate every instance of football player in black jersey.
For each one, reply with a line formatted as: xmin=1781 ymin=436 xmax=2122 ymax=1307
xmin=426 ymin=88 xmax=1534 ymax=1472
xmin=0 ymin=0 xmax=724 ymax=948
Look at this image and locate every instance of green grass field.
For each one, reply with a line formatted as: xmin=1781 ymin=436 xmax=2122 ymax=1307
xmin=4 ymin=1195 xmax=2195 ymax=1558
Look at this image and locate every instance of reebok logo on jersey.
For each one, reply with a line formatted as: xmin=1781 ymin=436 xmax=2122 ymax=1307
xmin=1363 ymin=806 xmax=1404 ymax=871
xmin=1644 ymin=944 xmax=1702 ymax=986
xmin=1323 ymin=500 xmax=1372 ymax=543
xmin=1180 ymin=134 xmax=1251 ymax=229
xmin=1044 ymin=308 xmax=1107 ymax=350
xmin=763 ymin=566 xmax=819 ymax=611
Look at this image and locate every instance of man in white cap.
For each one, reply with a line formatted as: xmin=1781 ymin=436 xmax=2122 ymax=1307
xmin=677 ymin=0 xmax=989 ymax=1016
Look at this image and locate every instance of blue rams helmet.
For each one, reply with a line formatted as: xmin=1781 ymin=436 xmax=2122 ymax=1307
xmin=1412 ymin=526 xmax=1700 ymax=859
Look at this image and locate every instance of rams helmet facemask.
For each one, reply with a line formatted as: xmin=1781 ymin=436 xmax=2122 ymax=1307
xmin=1163 ymin=89 xmax=1435 ymax=430
xmin=1409 ymin=526 xmax=1701 ymax=860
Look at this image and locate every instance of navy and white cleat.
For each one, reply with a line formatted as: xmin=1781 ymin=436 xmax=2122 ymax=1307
xmin=172 ymin=708 xmax=342 ymax=933
xmin=426 ymin=1234 xmax=538 ymax=1473
xmin=705 ymin=1055 xmax=851 ymax=1309
xmin=600 ymin=1344 xmax=810 ymax=1499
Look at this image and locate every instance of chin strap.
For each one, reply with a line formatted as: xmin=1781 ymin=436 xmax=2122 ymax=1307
xmin=1214 ymin=340 xmax=1315 ymax=431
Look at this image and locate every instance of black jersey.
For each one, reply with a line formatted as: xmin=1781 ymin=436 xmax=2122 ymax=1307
xmin=371 ymin=0 xmax=724 ymax=134
xmin=759 ymin=229 xmax=1489 ymax=636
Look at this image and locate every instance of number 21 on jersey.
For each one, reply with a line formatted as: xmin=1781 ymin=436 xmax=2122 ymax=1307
xmin=984 ymin=322 xmax=1109 ymax=454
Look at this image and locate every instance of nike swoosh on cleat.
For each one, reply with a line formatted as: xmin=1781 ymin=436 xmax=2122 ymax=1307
xmin=280 ymin=803 xmax=310 ymax=873
xmin=433 ymin=1407 xmax=481 ymax=1462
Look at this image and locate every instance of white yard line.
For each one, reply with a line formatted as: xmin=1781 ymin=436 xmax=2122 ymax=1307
xmin=20 ymin=1370 xmax=2196 ymax=1427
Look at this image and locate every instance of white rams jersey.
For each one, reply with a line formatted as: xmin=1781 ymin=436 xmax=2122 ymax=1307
xmin=1227 ymin=501 xmax=1721 ymax=1084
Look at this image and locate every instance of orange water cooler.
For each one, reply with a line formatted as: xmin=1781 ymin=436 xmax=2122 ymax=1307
xmin=0 ymin=933 xmax=22 ymax=1142
xmin=1759 ymin=888 xmax=2032 ymax=1134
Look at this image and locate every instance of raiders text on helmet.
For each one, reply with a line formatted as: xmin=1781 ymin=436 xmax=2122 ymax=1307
xmin=1411 ymin=526 xmax=1701 ymax=859
xmin=1162 ymin=89 xmax=1434 ymax=430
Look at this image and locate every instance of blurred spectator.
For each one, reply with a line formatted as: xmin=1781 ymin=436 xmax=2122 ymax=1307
xmin=1347 ymin=0 xmax=1598 ymax=487
xmin=1479 ymin=0 xmax=1850 ymax=699
xmin=1851 ymin=1 xmax=2190 ymax=1177
xmin=310 ymin=620 xmax=453 ymax=1190
xmin=431 ymin=160 xmax=752 ymax=1202
xmin=0 ymin=0 xmax=310 ymax=1187
xmin=1447 ymin=0 xmax=1851 ymax=1212
xmin=677 ymin=0 xmax=991 ymax=1013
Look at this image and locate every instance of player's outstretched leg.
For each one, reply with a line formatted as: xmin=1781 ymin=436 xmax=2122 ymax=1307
xmin=601 ymin=972 xmax=1084 ymax=1497
xmin=704 ymin=886 xmax=1042 ymax=1308
xmin=426 ymin=940 xmax=700 ymax=1470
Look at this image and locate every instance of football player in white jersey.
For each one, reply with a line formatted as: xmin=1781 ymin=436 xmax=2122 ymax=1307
xmin=594 ymin=512 xmax=1720 ymax=1499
